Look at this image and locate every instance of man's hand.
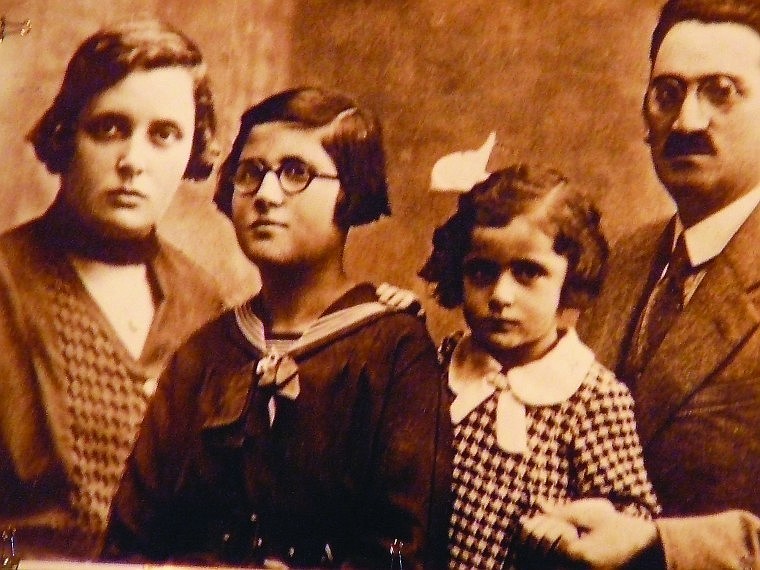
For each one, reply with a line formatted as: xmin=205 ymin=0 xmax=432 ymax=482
xmin=529 ymin=498 xmax=659 ymax=569
xmin=520 ymin=510 xmax=580 ymax=554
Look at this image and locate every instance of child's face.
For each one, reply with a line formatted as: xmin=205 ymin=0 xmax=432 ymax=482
xmin=462 ymin=216 xmax=569 ymax=367
xmin=230 ymin=121 xmax=344 ymax=268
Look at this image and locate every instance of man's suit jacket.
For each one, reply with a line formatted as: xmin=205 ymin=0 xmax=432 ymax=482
xmin=578 ymin=206 xmax=760 ymax=517
xmin=656 ymin=510 xmax=760 ymax=569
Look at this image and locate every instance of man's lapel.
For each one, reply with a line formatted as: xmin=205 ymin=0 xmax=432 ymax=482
xmin=579 ymin=218 xmax=670 ymax=372
xmin=634 ymin=206 xmax=760 ymax=446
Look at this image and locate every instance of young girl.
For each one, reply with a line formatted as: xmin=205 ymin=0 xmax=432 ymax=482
xmin=419 ymin=164 xmax=660 ymax=569
xmin=104 ymin=87 xmax=448 ymax=569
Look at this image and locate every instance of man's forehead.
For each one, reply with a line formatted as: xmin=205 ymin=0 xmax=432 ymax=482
xmin=652 ymin=20 xmax=760 ymax=77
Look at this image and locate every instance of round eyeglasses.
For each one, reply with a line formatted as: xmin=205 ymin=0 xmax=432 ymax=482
xmin=646 ymin=74 xmax=743 ymax=117
xmin=233 ymin=157 xmax=339 ymax=196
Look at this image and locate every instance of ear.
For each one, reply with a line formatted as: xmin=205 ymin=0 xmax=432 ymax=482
xmin=641 ymin=85 xmax=655 ymax=145
xmin=332 ymin=185 xmax=351 ymax=231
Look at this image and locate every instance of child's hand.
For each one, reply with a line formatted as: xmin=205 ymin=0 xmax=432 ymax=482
xmin=376 ymin=283 xmax=425 ymax=316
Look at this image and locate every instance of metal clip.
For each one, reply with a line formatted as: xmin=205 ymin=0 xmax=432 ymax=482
xmin=0 ymin=17 xmax=32 ymax=42
xmin=389 ymin=538 xmax=404 ymax=570
xmin=0 ymin=527 xmax=19 ymax=570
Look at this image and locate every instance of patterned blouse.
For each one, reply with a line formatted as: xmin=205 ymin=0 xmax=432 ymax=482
xmin=446 ymin=328 xmax=660 ymax=570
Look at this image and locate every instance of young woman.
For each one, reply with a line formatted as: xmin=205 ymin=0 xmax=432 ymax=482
xmin=0 ymin=19 xmax=223 ymax=558
xmin=104 ymin=87 xmax=449 ymax=569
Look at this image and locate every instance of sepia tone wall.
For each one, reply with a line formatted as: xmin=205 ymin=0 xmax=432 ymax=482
xmin=1 ymin=1 xmax=674 ymax=341
xmin=288 ymin=0 xmax=675 ymax=340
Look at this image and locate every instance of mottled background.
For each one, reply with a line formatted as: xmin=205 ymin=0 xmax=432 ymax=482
xmin=0 ymin=0 xmax=674 ymax=341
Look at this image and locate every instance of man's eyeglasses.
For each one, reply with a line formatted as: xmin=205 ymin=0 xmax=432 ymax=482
xmin=233 ymin=157 xmax=339 ymax=196
xmin=646 ymin=74 xmax=744 ymax=116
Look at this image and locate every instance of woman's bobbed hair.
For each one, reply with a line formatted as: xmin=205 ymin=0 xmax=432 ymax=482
xmin=214 ymin=86 xmax=390 ymax=230
xmin=29 ymin=18 xmax=218 ymax=181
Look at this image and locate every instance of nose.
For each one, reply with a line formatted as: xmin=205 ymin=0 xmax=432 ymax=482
xmin=487 ymin=272 xmax=516 ymax=314
xmin=254 ymin=170 xmax=285 ymax=206
xmin=116 ymin=135 xmax=148 ymax=178
xmin=672 ymin=90 xmax=710 ymax=132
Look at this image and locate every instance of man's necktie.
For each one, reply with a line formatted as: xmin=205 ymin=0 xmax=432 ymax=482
xmin=625 ymin=234 xmax=692 ymax=380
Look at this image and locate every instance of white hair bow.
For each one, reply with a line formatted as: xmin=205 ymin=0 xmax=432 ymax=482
xmin=430 ymin=132 xmax=496 ymax=192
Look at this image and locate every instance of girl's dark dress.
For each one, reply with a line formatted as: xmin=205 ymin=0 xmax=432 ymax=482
xmin=104 ymin=283 xmax=450 ymax=569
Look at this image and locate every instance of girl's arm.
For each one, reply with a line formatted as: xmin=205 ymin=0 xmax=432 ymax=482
xmin=357 ymin=314 xmax=449 ymax=570
xmin=101 ymin=337 xmax=215 ymax=561
xmin=571 ymin=364 xmax=661 ymax=519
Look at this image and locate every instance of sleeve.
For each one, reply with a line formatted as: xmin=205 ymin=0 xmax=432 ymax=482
xmin=353 ymin=315 xmax=449 ymax=570
xmin=571 ymin=366 xmax=661 ymax=519
xmin=0 ymin=250 xmax=63 ymax=505
xmin=101 ymin=337 xmax=213 ymax=561
xmin=656 ymin=510 xmax=760 ymax=570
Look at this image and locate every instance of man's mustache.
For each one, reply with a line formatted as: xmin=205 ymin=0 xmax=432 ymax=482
xmin=662 ymin=132 xmax=716 ymax=158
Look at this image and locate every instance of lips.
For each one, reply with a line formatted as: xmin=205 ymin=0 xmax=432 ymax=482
xmin=106 ymin=187 xmax=148 ymax=205
xmin=484 ymin=317 xmax=521 ymax=332
xmin=250 ymin=218 xmax=287 ymax=230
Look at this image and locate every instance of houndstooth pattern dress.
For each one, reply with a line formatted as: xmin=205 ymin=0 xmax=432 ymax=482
xmin=446 ymin=330 xmax=660 ymax=570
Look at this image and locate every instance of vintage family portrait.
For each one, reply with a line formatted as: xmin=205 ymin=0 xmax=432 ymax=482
xmin=0 ymin=0 xmax=759 ymax=568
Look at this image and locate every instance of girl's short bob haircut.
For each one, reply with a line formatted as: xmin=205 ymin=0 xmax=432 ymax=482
xmin=29 ymin=19 xmax=218 ymax=181
xmin=214 ymin=86 xmax=391 ymax=230
xmin=419 ymin=163 xmax=609 ymax=310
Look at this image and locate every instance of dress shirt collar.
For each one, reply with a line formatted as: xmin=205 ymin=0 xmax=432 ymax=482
xmin=681 ymin=184 xmax=760 ymax=267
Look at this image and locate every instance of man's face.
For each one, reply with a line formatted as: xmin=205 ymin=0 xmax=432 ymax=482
xmin=62 ymin=67 xmax=196 ymax=240
xmin=645 ymin=21 xmax=760 ymax=224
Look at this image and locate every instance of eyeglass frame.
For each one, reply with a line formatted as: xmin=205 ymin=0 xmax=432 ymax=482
xmin=645 ymin=73 xmax=745 ymax=117
xmin=232 ymin=157 xmax=340 ymax=197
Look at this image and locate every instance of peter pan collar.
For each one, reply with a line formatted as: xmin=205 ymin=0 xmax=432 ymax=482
xmin=448 ymin=328 xmax=595 ymax=453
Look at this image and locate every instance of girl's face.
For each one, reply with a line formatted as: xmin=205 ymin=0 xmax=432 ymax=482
xmin=230 ymin=121 xmax=344 ymax=268
xmin=462 ymin=216 xmax=569 ymax=368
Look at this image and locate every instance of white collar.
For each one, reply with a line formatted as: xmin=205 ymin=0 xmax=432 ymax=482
xmin=448 ymin=328 xmax=595 ymax=453
xmin=682 ymin=184 xmax=760 ymax=267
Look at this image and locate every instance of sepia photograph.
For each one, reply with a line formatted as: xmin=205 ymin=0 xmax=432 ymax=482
xmin=0 ymin=0 xmax=759 ymax=568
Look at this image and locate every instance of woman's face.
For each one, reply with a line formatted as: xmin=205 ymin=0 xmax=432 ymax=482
xmin=61 ymin=67 xmax=196 ymax=240
xmin=230 ymin=121 xmax=345 ymax=268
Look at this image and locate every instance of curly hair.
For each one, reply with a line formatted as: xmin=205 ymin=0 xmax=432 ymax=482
xmin=28 ymin=19 xmax=218 ymax=181
xmin=419 ymin=164 xmax=609 ymax=310
xmin=214 ymin=86 xmax=390 ymax=230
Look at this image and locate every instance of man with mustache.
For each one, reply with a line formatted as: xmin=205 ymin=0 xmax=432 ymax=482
xmin=521 ymin=0 xmax=760 ymax=567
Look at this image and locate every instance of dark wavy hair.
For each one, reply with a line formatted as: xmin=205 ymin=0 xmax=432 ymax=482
xmin=419 ymin=164 xmax=609 ymax=310
xmin=214 ymin=86 xmax=391 ymax=230
xmin=28 ymin=19 xmax=218 ymax=181
xmin=650 ymin=0 xmax=760 ymax=61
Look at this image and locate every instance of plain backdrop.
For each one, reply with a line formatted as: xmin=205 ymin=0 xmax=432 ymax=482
xmin=0 ymin=0 xmax=674 ymax=342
